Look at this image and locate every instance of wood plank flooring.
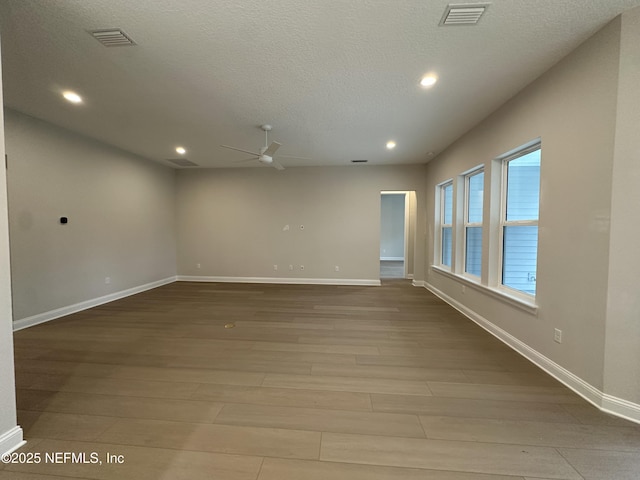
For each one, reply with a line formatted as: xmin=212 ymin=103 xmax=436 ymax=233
xmin=4 ymin=280 xmax=640 ymax=479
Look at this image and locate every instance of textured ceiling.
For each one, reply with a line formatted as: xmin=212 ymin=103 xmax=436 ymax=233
xmin=1 ymin=0 xmax=639 ymax=169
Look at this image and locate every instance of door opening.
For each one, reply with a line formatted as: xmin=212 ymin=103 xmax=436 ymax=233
xmin=380 ymin=191 xmax=416 ymax=279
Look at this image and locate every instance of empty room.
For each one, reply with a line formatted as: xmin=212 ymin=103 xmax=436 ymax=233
xmin=1 ymin=1 xmax=640 ymax=479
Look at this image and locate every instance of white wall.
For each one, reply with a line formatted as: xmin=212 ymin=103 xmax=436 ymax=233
xmin=0 ymin=39 xmax=22 ymax=456
xmin=380 ymin=194 xmax=405 ymax=260
xmin=176 ymin=165 xmax=426 ymax=283
xmin=425 ymin=18 xmax=620 ymax=396
xmin=5 ymin=110 xmax=177 ymax=322
xmin=604 ymin=6 xmax=640 ymax=407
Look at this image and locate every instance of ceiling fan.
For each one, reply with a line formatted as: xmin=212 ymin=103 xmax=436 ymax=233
xmin=220 ymin=124 xmax=306 ymax=170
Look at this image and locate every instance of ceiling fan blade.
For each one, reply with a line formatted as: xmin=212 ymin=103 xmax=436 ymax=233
xmin=234 ymin=157 xmax=259 ymax=163
xmin=272 ymin=161 xmax=285 ymax=171
xmin=277 ymin=155 xmax=311 ymax=160
xmin=263 ymin=141 xmax=282 ymax=157
xmin=220 ymin=145 xmax=260 ymax=156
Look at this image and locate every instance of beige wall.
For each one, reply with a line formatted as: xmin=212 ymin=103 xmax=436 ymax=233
xmin=0 ymin=41 xmax=21 ymax=454
xmin=5 ymin=110 xmax=177 ymax=321
xmin=406 ymin=191 xmax=416 ymax=278
xmin=425 ymin=19 xmax=621 ymax=391
xmin=605 ymin=6 xmax=640 ymax=405
xmin=176 ymin=165 xmax=426 ymax=283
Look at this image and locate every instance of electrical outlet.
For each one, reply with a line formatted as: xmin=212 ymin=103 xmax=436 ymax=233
xmin=300 ymin=265 xmax=305 ymax=271
xmin=273 ymin=264 xmax=278 ymax=271
xmin=554 ymin=328 xmax=562 ymax=344
xmin=335 ymin=265 xmax=340 ymax=272
xmin=105 ymin=277 xmax=111 ymax=284
xmin=196 ymin=263 xmax=201 ymax=269
xmin=289 ymin=264 xmax=293 ymax=271
xmin=461 ymin=285 xmax=466 ymax=294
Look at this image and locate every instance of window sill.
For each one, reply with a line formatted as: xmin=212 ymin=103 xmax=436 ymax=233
xmin=431 ymin=265 xmax=538 ymax=315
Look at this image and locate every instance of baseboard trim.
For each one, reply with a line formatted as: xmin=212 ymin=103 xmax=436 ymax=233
xmin=602 ymin=394 xmax=640 ymax=425
xmin=13 ymin=276 xmax=178 ymax=331
xmin=0 ymin=426 xmax=25 ymax=457
xmin=177 ymin=275 xmax=381 ymax=286
xmin=380 ymin=257 xmax=404 ymax=261
xmin=424 ymin=282 xmax=640 ymax=425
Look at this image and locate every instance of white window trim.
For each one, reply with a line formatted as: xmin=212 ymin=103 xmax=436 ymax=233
xmin=498 ymin=141 xmax=541 ymax=301
xmin=429 ymin=140 xmax=541 ymax=314
xmin=436 ymin=180 xmax=453 ymax=269
xmin=431 ymin=264 xmax=538 ymax=314
xmin=463 ymin=168 xmax=484 ymax=279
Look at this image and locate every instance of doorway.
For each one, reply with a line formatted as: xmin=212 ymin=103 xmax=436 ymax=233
xmin=380 ymin=191 xmax=416 ymax=279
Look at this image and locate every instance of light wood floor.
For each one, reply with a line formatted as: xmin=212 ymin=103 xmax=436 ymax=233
xmin=4 ymin=280 xmax=640 ymax=480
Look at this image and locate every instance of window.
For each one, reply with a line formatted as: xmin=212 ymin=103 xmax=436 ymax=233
xmin=501 ymin=146 xmax=541 ymax=295
xmin=431 ymin=141 xmax=541 ymax=310
xmin=439 ymin=181 xmax=453 ymax=267
xmin=464 ymin=169 xmax=484 ymax=277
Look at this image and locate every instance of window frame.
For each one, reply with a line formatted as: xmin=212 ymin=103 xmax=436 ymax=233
xmin=498 ymin=142 xmax=541 ymax=299
xmin=437 ymin=180 xmax=454 ymax=269
xmin=463 ymin=168 xmax=484 ymax=279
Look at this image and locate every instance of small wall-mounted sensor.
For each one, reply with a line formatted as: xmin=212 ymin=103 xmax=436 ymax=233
xmin=60 ymin=217 xmax=68 ymax=224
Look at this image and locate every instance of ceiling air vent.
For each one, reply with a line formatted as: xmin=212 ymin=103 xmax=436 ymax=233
xmin=88 ymin=29 xmax=136 ymax=47
xmin=167 ymin=158 xmax=198 ymax=167
xmin=440 ymin=3 xmax=490 ymax=26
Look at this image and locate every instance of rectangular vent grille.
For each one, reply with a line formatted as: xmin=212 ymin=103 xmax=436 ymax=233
xmin=351 ymin=159 xmax=368 ymax=163
xmin=440 ymin=3 xmax=489 ymax=26
xmin=89 ymin=29 xmax=136 ymax=47
xmin=167 ymin=158 xmax=198 ymax=167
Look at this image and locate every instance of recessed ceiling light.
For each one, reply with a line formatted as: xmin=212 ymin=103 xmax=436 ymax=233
xmin=386 ymin=141 xmax=396 ymax=150
xmin=175 ymin=146 xmax=187 ymax=155
xmin=420 ymin=74 xmax=438 ymax=88
xmin=62 ymin=91 xmax=83 ymax=104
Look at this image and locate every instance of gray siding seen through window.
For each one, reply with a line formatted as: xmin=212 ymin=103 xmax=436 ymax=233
xmin=502 ymin=149 xmax=540 ymax=295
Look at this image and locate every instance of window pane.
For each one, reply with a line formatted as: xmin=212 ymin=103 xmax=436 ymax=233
xmin=467 ymin=172 xmax=484 ymax=223
xmin=506 ymin=149 xmax=540 ymax=221
xmin=465 ymin=227 xmax=482 ymax=276
xmin=442 ymin=227 xmax=452 ymax=266
xmin=502 ymin=225 xmax=537 ymax=295
xmin=443 ymin=183 xmax=453 ymax=225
